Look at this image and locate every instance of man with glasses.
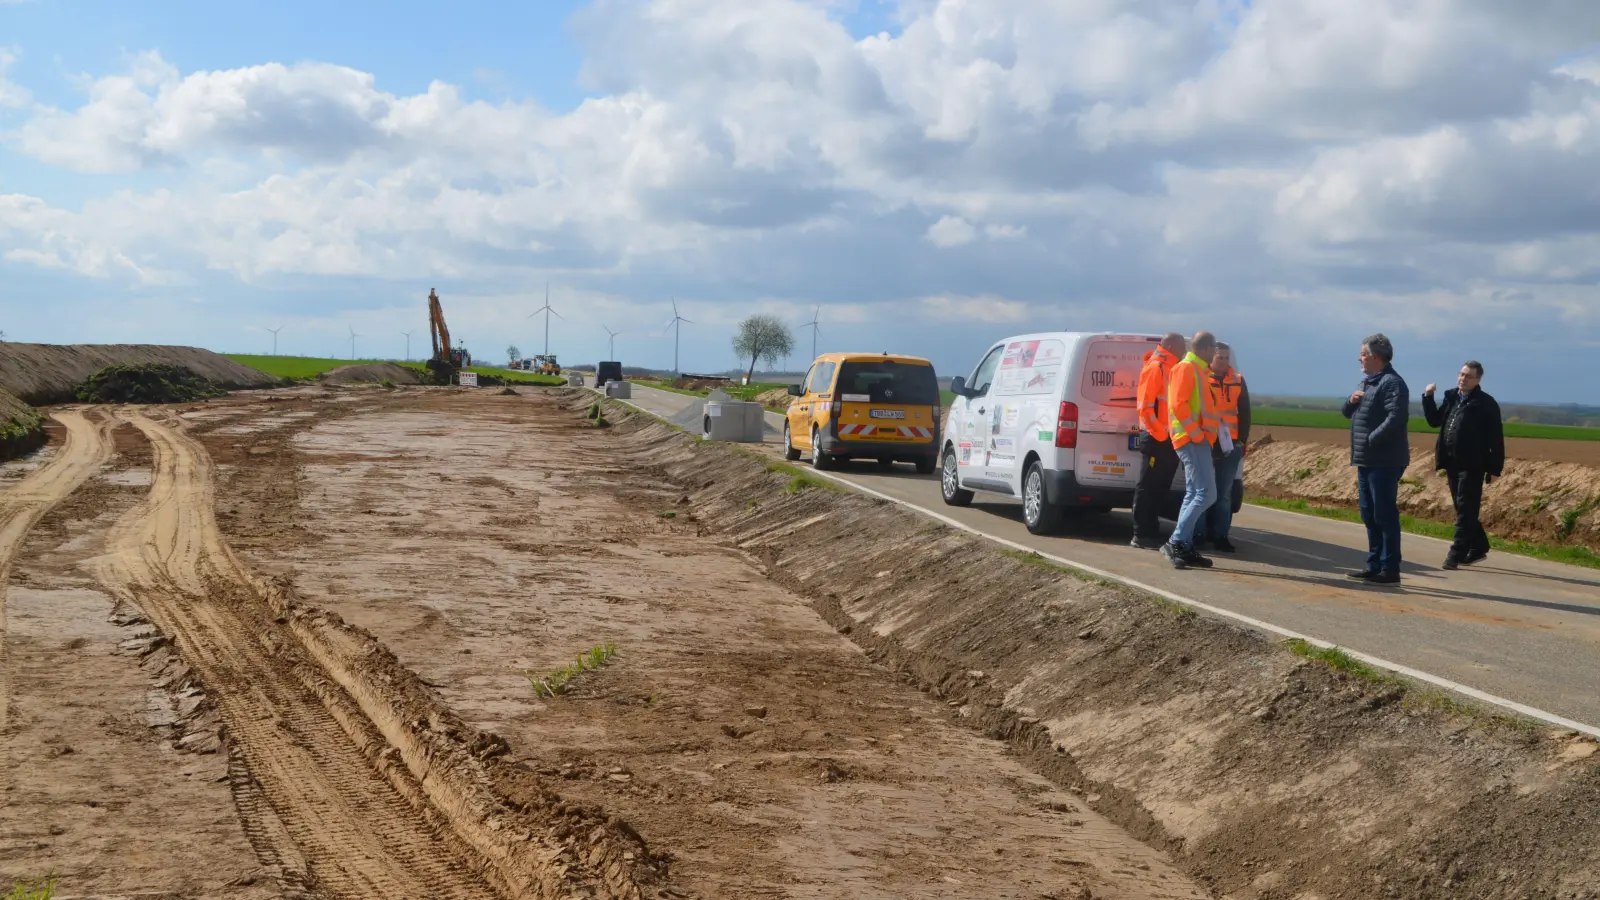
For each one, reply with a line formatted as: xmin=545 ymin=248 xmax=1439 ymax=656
xmin=1422 ymin=361 xmax=1505 ymax=570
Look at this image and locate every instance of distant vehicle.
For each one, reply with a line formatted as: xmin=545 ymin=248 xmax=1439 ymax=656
xmin=783 ymin=352 xmax=940 ymax=474
xmin=532 ymin=354 xmax=562 ymax=377
xmin=940 ymin=331 xmax=1242 ymax=535
xmin=595 ymin=361 xmax=623 ymax=386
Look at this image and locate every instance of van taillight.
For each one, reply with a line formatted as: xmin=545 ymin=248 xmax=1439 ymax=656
xmin=831 ymin=399 xmax=842 ymax=416
xmin=1055 ymin=401 xmax=1079 ymax=448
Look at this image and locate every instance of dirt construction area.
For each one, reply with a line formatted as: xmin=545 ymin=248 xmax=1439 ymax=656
xmin=2 ymin=385 xmax=1598 ymax=899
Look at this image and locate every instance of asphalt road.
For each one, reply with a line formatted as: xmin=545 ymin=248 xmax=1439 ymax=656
xmin=601 ymin=382 xmax=1600 ymax=733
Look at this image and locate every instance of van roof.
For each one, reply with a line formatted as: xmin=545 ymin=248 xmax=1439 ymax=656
xmin=809 ymin=352 xmax=933 ymax=365
xmin=991 ymin=332 xmax=1162 ymax=344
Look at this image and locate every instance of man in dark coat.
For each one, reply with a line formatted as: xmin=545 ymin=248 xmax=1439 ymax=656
xmin=1341 ymin=333 xmax=1411 ymax=585
xmin=1422 ymin=360 xmax=1505 ymax=569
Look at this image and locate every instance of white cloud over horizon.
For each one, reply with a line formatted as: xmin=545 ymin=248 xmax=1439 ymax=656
xmin=3 ymin=0 xmax=1600 ymax=401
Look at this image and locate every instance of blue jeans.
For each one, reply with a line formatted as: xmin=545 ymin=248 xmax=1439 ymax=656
xmin=1199 ymin=445 xmax=1244 ymax=542
xmin=1171 ymin=442 xmax=1216 ymax=548
xmin=1358 ymin=466 xmax=1405 ymax=574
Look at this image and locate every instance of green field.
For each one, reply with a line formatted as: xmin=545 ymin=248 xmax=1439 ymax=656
xmin=225 ymin=354 xmax=356 ymax=379
xmin=628 ymin=379 xmax=790 ymax=402
xmin=226 ymin=354 xmax=563 ymax=386
xmin=1253 ymin=407 xmax=1600 ymax=441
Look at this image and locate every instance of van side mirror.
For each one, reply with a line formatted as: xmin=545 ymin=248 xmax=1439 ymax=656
xmin=948 ymin=376 xmax=967 ymax=398
xmin=786 ymin=383 xmax=803 ymax=396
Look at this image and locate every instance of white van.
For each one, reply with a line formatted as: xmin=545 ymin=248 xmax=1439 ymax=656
xmin=940 ymin=332 xmax=1242 ymax=534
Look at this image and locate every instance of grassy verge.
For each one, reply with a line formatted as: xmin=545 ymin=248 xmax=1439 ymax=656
xmin=1248 ymin=495 xmax=1600 ymax=569
xmin=1253 ymin=406 xmax=1600 ymax=441
xmin=628 ymin=378 xmax=789 ymax=403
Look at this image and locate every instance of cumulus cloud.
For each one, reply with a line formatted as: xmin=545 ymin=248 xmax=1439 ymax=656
xmin=3 ymin=0 xmax=1600 ymax=398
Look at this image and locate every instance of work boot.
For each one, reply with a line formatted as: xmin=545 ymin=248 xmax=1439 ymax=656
xmin=1211 ymin=538 xmax=1238 ymax=553
xmin=1442 ymin=553 xmax=1460 ymax=571
xmin=1463 ymin=548 xmax=1489 ymax=565
xmin=1161 ymin=542 xmax=1189 ymax=570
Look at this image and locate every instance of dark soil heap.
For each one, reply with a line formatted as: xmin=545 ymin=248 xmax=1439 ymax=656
xmin=74 ymin=364 xmax=228 ymax=404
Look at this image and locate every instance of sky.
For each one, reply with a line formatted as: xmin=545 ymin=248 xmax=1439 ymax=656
xmin=2 ymin=0 xmax=1600 ymax=403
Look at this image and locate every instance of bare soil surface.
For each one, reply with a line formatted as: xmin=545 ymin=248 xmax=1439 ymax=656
xmin=0 ymin=342 xmax=282 ymax=405
xmin=212 ymin=388 xmax=1207 ymax=899
xmin=1247 ymin=438 xmax=1600 ymax=551
xmin=1255 ymin=423 xmax=1600 ymax=467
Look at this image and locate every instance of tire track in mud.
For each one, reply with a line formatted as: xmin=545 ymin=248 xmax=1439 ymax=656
xmin=0 ymin=410 xmax=116 ymax=779
xmin=93 ymin=410 xmax=654 ymax=900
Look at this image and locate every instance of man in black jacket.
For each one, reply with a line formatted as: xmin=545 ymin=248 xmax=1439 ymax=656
xmin=1422 ymin=360 xmax=1505 ymax=569
xmin=1342 ymin=333 xmax=1411 ymax=585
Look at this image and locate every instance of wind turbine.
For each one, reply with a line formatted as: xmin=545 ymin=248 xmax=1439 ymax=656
xmin=348 ymin=325 xmax=361 ymax=361
xmin=527 ymin=281 xmax=562 ymax=357
xmin=401 ymin=330 xmax=414 ymax=362
xmin=799 ymin=306 xmax=820 ymax=361
xmin=663 ymin=298 xmax=692 ymax=375
xmin=266 ymin=325 xmax=284 ymax=356
xmin=602 ymin=325 xmax=620 ymax=359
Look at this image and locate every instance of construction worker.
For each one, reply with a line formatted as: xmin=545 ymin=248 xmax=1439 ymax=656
xmin=1195 ymin=341 xmax=1250 ymax=553
xmin=1162 ymin=331 xmax=1222 ymax=570
xmin=1131 ymin=332 xmax=1187 ymax=550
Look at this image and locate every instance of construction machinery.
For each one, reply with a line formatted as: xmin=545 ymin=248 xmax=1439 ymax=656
xmin=426 ymin=288 xmax=472 ymax=384
xmin=534 ymin=354 xmax=562 ymax=377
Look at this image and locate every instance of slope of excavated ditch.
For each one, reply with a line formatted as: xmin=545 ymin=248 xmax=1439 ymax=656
xmin=587 ymin=395 xmax=1600 ymax=900
xmin=205 ymin=387 xmax=1215 ymax=899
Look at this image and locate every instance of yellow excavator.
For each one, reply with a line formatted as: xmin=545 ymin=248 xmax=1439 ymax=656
xmin=534 ymin=354 xmax=562 ymax=377
xmin=426 ymin=288 xmax=471 ymax=384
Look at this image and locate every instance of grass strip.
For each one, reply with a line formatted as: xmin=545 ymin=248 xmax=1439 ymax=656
xmin=5 ymin=876 xmax=57 ymax=900
xmin=1248 ymin=496 xmax=1600 ymax=569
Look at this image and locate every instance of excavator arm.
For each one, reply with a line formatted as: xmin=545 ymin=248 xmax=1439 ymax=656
xmin=426 ymin=288 xmax=458 ymax=384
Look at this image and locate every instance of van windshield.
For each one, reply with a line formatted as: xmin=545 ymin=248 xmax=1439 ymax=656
xmin=836 ymin=361 xmax=939 ymax=405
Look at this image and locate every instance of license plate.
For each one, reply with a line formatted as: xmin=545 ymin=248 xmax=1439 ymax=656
xmin=869 ymin=409 xmax=906 ymax=419
xmin=1127 ymin=434 xmax=1141 ymax=451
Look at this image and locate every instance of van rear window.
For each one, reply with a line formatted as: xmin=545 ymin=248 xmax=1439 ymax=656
xmin=836 ymin=361 xmax=938 ymax=405
xmin=1079 ymin=340 xmax=1153 ymax=408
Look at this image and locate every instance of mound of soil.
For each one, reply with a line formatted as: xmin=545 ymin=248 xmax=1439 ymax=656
xmin=74 ymin=364 xmax=227 ymax=404
xmin=0 ymin=386 xmax=44 ymax=459
xmin=1246 ymin=439 xmax=1600 ymax=551
xmin=317 ymin=363 xmax=422 ymax=385
xmin=0 ymin=342 xmax=283 ymax=405
xmin=753 ymin=387 xmax=794 ymax=410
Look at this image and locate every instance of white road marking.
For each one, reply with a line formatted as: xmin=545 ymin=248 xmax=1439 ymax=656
xmin=595 ymin=385 xmax=1600 ymax=741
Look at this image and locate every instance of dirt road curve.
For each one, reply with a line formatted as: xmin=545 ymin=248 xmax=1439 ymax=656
xmin=0 ymin=410 xmax=114 ymax=770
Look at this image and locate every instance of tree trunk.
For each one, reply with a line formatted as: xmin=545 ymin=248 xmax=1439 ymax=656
xmin=747 ymin=356 xmax=758 ymax=383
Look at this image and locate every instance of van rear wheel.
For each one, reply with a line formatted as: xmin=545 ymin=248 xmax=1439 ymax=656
xmin=941 ymin=447 xmax=973 ymax=507
xmin=1023 ymin=461 xmax=1064 ymax=535
xmin=810 ymin=428 xmax=835 ymax=470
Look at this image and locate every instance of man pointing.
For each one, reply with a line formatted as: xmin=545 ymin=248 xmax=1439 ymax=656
xmin=1423 ymin=361 xmax=1504 ymax=570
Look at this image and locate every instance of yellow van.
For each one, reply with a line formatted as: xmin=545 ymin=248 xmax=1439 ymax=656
xmin=783 ymin=353 xmax=941 ymax=473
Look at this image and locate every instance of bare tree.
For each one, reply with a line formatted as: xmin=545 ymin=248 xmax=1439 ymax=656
xmin=507 ymin=344 xmax=521 ymax=363
xmin=732 ymin=314 xmax=794 ymax=383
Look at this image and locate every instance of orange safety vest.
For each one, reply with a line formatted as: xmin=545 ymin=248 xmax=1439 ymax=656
xmin=1168 ymin=352 xmax=1219 ymax=449
xmin=1210 ymin=367 xmax=1244 ymax=440
xmin=1137 ymin=346 xmax=1180 ymax=442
